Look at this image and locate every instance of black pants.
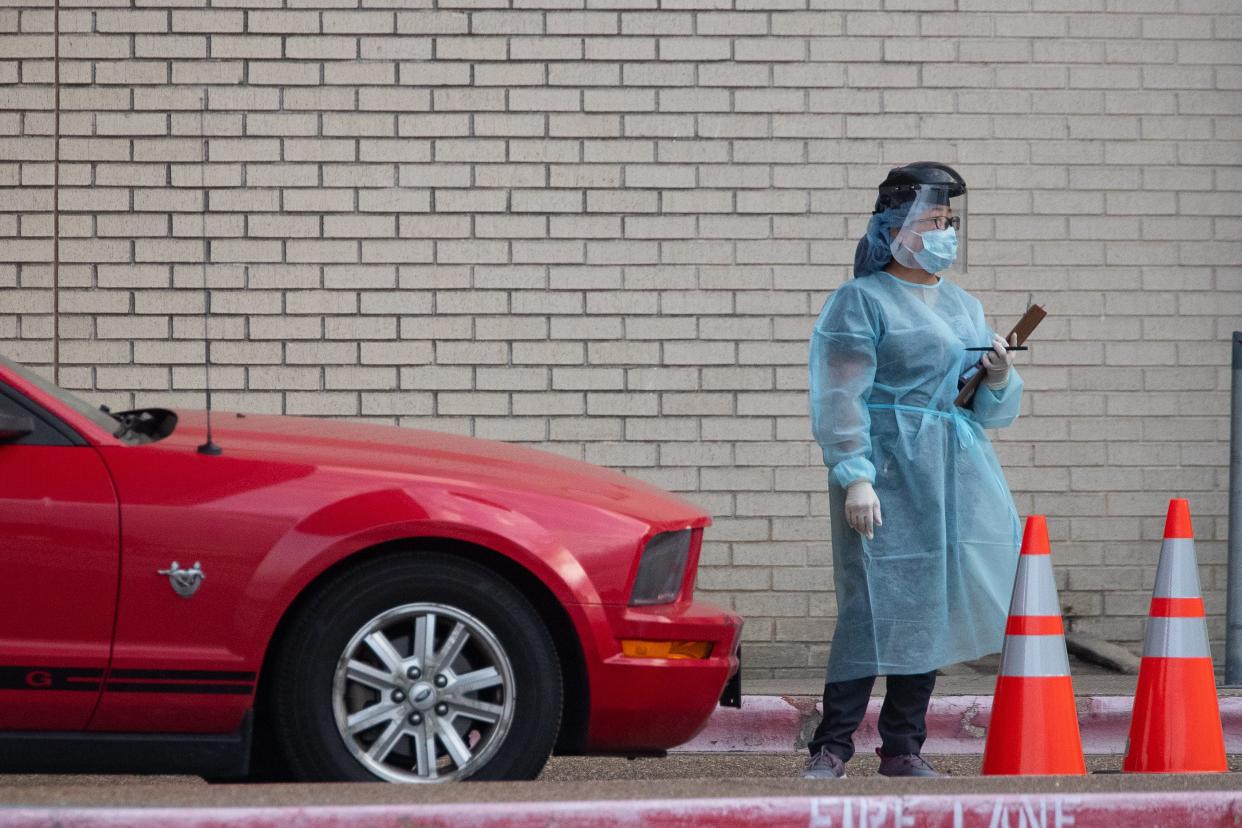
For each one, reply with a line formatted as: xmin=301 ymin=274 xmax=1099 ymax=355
xmin=807 ymin=671 xmax=936 ymax=761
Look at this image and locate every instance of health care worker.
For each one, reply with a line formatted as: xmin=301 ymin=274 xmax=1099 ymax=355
xmin=804 ymin=162 xmax=1023 ymax=779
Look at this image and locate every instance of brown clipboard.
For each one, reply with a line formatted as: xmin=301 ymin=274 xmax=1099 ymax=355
xmin=954 ymin=304 xmax=1046 ymax=409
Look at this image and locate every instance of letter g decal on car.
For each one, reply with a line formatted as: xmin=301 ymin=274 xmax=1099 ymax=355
xmin=25 ymin=670 xmax=52 ymax=689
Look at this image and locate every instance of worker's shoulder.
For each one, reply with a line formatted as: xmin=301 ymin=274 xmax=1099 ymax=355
xmin=812 ymin=277 xmax=886 ymax=337
xmin=816 ymin=276 xmax=881 ymax=315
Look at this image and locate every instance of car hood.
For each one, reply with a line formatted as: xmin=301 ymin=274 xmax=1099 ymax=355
xmin=162 ymin=409 xmax=710 ymax=527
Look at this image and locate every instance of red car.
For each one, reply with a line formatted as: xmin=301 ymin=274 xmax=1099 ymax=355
xmin=0 ymin=354 xmax=742 ymax=782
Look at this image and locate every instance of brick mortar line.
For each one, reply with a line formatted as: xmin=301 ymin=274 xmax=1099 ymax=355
xmin=51 ymin=0 xmax=59 ymax=385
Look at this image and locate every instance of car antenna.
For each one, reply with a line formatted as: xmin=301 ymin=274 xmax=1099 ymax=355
xmin=196 ymin=90 xmax=221 ymax=456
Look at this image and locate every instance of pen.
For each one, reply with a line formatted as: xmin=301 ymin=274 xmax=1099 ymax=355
xmin=964 ymin=346 xmax=1028 ymax=351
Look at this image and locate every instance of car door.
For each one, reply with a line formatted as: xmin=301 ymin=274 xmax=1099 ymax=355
xmin=87 ymin=442 xmax=276 ymax=733
xmin=0 ymin=381 xmax=120 ymax=730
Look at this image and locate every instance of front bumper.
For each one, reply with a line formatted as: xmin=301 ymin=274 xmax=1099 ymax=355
xmin=576 ymin=599 xmax=742 ymax=753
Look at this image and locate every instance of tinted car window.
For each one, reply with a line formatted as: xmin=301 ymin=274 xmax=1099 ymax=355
xmin=0 ymin=383 xmax=75 ymax=447
xmin=0 ymin=389 xmax=23 ymax=420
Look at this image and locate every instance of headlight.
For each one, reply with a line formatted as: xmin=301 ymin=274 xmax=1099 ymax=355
xmin=628 ymin=529 xmax=692 ymax=606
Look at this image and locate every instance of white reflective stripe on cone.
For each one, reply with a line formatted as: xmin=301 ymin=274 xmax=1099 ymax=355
xmin=1143 ymin=616 xmax=1212 ymax=659
xmin=1000 ymin=634 xmax=1071 ymax=678
xmin=1153 ymin=538 xmax=1204 ymax=599
xmin=1007 ymin=555 xmax=1060 ymax=617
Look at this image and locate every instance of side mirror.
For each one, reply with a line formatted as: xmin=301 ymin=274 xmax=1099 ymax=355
xmin=0 ymin=414 xmax=33 ymax=443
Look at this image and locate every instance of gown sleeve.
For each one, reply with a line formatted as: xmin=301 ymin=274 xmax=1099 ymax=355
xmin=808 ymin=284 xmax=882 ymax=489
xmin=964 ymin=296 xmax=1023 ymax=430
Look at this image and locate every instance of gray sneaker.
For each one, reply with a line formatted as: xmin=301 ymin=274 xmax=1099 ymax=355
xmin=875 ymin=747 xmax=939 ymax=777
xmin=802 ymin=747 xmax=847 ymax=779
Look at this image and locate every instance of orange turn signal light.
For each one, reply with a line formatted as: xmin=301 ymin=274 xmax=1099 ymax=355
xmin=620 ymin=640 xmax=713 ymax=660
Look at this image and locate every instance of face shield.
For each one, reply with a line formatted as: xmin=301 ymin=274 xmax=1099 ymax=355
xmin=887 ymin=184 xmax=968 ymax=276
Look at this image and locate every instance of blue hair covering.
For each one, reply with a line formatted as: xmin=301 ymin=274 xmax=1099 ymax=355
xmin=852 ymin=203 xmax=910 ymax=278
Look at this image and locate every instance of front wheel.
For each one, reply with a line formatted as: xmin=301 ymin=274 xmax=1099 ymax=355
xmin=269 ymin=553 xmax=562 ymax=782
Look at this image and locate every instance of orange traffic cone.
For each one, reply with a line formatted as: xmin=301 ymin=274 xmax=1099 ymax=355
xmin=1122 ymin=498 xmax=1227 ymax=773
xmin=981 ymin=515 xmax=1086 ymax=775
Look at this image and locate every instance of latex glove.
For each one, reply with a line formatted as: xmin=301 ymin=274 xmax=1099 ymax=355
xmin=981 ymin=332 xmax=1018 ymax=390
xmin=844 ymin=479 xmax=882 ymax=540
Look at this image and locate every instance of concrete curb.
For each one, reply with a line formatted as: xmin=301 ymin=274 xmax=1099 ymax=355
xmin=6 ymin=791 xmax=1241 ymax=827
xmin=674 ymin=695 xmax=1242 ymax=754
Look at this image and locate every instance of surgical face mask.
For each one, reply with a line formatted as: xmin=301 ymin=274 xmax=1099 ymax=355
xmin=910 ymin=227 xmax=958 ymax=273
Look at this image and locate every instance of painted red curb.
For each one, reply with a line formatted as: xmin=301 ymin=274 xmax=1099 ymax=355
xmin=5 ymin=791 xmax=1241 ymax=827
xmin=675 ymin=695 xmax=1242 ymax=754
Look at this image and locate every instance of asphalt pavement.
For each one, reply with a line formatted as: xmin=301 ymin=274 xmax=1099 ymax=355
xmin=2 ymin=754 xmax=1240 ymax=806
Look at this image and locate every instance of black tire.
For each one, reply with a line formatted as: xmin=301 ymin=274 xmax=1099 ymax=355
xmin=268 ymin=551 xmax=562 ymax=782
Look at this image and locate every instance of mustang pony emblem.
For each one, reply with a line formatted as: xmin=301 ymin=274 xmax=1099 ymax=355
xmin=157 ymin=561 xmax=205 ymax=598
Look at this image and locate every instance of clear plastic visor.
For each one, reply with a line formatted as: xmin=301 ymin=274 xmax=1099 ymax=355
xmin=888 ymin=185 xmax=968 ymax=276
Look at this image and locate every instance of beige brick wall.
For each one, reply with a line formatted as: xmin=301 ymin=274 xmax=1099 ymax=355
xmin=2 ymin=0 xmax=1240 ymax=679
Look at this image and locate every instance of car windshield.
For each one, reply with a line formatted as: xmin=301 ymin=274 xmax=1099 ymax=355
xmin=0 ymin=355 xmax=123 ymax=435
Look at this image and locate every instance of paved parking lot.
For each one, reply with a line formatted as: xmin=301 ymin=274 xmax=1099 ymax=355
xmin=541 ymin=752 xmax=1242 ymax=780
xmin=1 ymin=754 xmax=1239 ymax=805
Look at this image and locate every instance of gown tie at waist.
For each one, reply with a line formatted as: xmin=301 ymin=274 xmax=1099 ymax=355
xmin=866 ymin=402 xmax=977 ymax=450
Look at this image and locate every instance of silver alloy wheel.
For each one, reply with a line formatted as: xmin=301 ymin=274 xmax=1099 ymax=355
xmin=332 ymin=602 xmax=516 ymax=782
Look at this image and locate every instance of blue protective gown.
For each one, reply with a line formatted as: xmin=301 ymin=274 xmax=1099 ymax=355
xmin=808 ymin=269 xmax=1023 ymax=683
